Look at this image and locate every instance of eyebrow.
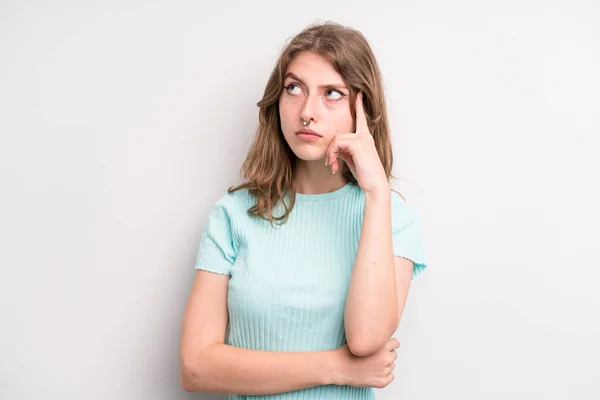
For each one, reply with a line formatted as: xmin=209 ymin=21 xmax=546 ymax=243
xmin=284 ymin=72 xmax=348 ymax=90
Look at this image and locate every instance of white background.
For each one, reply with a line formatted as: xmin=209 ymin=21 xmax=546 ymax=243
xmin=1 ymin=0 xmax=599 ymax=399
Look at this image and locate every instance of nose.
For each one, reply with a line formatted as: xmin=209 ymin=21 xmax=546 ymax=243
xmin=300 ymin=93 xmax=320 ymax=125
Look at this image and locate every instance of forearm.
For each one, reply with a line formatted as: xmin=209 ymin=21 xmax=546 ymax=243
xmin=181 ymin=343 xmax=336 ymax=394
xmin=344 ymin=187 xmax=397 ymax=356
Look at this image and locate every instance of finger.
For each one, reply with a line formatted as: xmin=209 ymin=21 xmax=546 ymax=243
xmin=339 ymin=149 xmax=356 ymax=175
xmin=355 ymin=91 xmax=369 ymax=135
xmin=331 ymin=151 xmax=349 ymax=175
xmin=330 ymin=148 xmax=356 ymax=175
xmin=386 ymin=338 xmax=400 ymax=350
xmin=327 ymin=136 xmax=357 ymax=168
xmin=387 ymin=373 xmax=395 ymax=384
xmin=330 ymin=145 xmax=358 ymax=174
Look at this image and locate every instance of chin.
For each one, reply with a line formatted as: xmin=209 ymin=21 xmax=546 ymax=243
xmin=289 ymin=146 xmax=325 ymax=162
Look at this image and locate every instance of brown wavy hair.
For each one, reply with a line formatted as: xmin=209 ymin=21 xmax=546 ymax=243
xmin=229 ymin=21 xmax=401 ymax=224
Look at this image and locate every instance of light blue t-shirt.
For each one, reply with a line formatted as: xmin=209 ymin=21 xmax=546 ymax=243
xmin=194 ymin=183 xmax=427 ymax=399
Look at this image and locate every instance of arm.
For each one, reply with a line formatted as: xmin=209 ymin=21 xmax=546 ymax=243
xmin=344 ymin=186 xmax=407 ymax=357
xmin=182 ymin=343 xmax=337 ymax=394
xmin=179 ymin=270 xmax=337 ymax=394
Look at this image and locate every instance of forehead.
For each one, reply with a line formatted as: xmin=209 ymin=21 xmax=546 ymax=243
xmin=285 ymin=51 xmax=342 ymax=82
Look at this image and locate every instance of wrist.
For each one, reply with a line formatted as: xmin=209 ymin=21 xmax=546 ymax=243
xmin=324 ymin=348 xmax=345 ymax=386
xmin=364 ymin=182 xmax=391 ymax=203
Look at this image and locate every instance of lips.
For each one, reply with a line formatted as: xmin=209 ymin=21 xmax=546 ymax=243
xmin=295 ymin=128 xmax=322 ymax=137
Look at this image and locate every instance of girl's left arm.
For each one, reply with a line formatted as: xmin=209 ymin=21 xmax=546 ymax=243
xmin=343 ymin=187 xmax=414 ymax=357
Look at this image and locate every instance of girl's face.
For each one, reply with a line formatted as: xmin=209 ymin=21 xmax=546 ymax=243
xmin=278 ymin=51 xmax=354 ymax=162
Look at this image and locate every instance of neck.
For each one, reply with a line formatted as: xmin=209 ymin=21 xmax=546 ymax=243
xmin=293 ymin=158 xmax=347 ymax=194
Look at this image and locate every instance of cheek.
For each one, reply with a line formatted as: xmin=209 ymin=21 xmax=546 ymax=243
xmin=280 ymin=99 xmax=304 ymax=125
xmin=280 ymin=97 xmax=301 ymax=115
xmin=279 ymin=101 xmax=297 ymax=138
xmin=329 ymin=109 xmax=354 ymax=132
xmin=279 ymin=100 xmax=291 ymax=121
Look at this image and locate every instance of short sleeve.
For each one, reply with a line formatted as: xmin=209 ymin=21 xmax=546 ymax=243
xmin=391 ymin=193 xmax=428 ymax=279
xmin=194 ymin=199 xmax=237 ymax=276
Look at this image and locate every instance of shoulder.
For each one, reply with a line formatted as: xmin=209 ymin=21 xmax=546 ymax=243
xmin=350 ymin=184 xmax=412 ymax=207
xmin=351 ymin=185 xmax=419 ymax=222
xmin=209 ymin=187 xmax=254 ymax=219
xmin=356 ymin=186 xmax=418 ymax=214
xmin=390 ymin=189 xmax=412 ymax=212
xmin=389 ymin=189 xmax=423 ymax=229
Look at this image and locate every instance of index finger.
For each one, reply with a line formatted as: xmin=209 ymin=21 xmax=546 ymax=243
xmin=354 ymin=91 xmax=369 ymax=134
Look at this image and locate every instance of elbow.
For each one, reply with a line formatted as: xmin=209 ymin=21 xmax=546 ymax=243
xmin=180 ymin=343 xmax=219 ymax=392
xmin=346 ymin=338 xmax=383 ymax=357
xmin=347 ymin=324 xmax=397 ymax=357
xmin=179 ymin=360 xmax=204 ymax=392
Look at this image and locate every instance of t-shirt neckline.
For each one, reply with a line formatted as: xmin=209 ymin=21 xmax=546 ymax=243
xmin=293 ymin=183 xmax=354 ymax=202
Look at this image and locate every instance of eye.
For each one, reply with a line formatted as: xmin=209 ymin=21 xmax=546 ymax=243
xmin=325 ymin=88 xmax=345 ymax=101
xmin=284 ymin=83 xmax=303 ymax=95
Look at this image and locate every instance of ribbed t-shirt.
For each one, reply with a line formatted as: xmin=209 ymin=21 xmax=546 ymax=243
xmin=194 ymin=182 xmax=427 ymax=399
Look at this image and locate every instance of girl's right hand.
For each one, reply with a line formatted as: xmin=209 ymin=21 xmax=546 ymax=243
xmin=331 ymin=338 xmax=400 ymax=388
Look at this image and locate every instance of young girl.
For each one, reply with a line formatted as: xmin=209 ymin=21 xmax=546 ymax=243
xmin=179 ymin=21 xmax=427 ymax=399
